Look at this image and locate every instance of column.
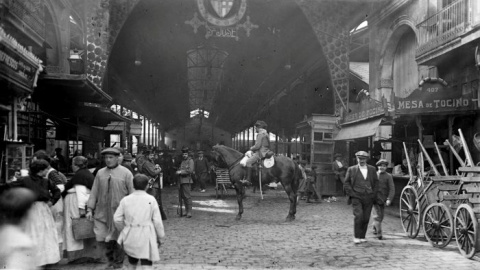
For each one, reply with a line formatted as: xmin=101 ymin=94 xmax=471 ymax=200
xmin=142 ymin=116 xmax=146 ymax=144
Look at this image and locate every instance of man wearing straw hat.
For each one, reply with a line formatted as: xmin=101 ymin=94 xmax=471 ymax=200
xmin=344 ymin=151 xmax=379 ymax=244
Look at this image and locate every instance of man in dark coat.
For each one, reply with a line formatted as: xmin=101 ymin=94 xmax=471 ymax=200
xmin=344 ymin=151 xmax=379 ymax=244
xmin=194 ymin=151 xmax=210 ymax=192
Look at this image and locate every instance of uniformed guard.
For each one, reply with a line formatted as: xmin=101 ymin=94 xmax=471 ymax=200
xmin=243 ymin=120 xmax=270 ymax=183
xmin=176 ymin=146 xmax=195 ymax=218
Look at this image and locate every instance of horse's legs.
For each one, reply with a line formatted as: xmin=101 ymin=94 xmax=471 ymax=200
xmin=234 ymin=181 xmax=245 ymax=220
xmin=283 ymin=182 xmax=297 ymax=222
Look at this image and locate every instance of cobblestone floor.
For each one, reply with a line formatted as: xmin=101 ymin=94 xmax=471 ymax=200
xmin=52 ymin=184 xmax=480 ymax=270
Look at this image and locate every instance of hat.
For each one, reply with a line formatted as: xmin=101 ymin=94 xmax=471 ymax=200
xmin=114 ymin=147 xmax=125 ymax=155
xmin=123 ymin=153 xmax=133 ymax=161
xmin=197 ymin=150 xmax=204 ymax=155
xmin=181 ymin=146 xmax=189 ymax=153
xmin=334 ymin=153 xmax=342 ymax=158
xmin=376 ymin=159 xmax=389 ymax=166
xmin=254 ymin=120 xmax=268 ymax=129
xmin=101 ymin=147 xmax=121 ymax=155
xmin=355 ymin=151 xmax=369 ymax=158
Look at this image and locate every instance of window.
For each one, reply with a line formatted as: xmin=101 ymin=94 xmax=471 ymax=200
xmin=190 ymin=109 xmax=209 ymax=118
xmin=313 ymin=132 xmax=323 ymax=141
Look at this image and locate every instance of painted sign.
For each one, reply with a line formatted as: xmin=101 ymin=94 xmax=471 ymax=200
xmin=186 ymin=0 xmax=258 ymax=41
xmin=342 ymin=95 xmax=387 ymax=124
xmin=395 ymin=78 xmax=479 ymax=114
xmin=0 ymin=43 xmax=39 ymax=89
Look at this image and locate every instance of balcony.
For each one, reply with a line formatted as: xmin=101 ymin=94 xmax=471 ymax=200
xmin=416 ymin=0 xmax=471 ymax=57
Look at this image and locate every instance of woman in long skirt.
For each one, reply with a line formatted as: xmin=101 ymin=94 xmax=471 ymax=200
xmin=62 ymin=156 xmax=102 ymax=263
xmin=11 ymin=159 xmax=62 ymax=267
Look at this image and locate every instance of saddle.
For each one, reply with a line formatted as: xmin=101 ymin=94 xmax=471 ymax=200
xmin=261 ymin=150 xmax=275 ymax=168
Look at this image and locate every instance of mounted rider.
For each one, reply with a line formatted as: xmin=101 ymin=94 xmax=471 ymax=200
xmin=243 ymin=120 xmax=270 ymax=183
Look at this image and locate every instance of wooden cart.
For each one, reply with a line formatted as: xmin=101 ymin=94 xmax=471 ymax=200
xmin=399 ymin=129 xmax=480 ymax=259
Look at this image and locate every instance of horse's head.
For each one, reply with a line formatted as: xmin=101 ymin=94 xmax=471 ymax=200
xmin=211 ymin=145 xmax=242 ymax=168
xmin=210 ymin=148 xmax=228 ymax=168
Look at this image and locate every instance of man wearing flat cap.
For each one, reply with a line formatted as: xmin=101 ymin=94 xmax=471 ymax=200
xmin=372 ymin=159 xmax=395 ymax=240
xmin=243 ymin=120 xmax=270 ymax=183
xmin=86 ymin=147 xmax=134 ymax=268
xmin=344 ymin=150 xmax=379 ymax=244
xmin=177 ymin=146 xmax=195 ymax=218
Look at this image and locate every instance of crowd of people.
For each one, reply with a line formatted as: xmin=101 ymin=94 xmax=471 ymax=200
xmin=0 ymin=119 xmax=398 ymax=268
xmin=0 ymin=144 xmax=218 ymax=269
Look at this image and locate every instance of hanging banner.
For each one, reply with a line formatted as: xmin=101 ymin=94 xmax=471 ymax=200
xmin=395 ymin=78 xmax=479 ymax=114
xmin=341 ymin=94 xmax=388 ymax=124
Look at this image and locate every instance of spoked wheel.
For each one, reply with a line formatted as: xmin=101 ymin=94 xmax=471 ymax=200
xmin=454 ymin=204 xmax=479 ymax=259
xmin=423 ymin=203 xmax=453 ymax=248
xmin=400 ymin=186 xmax=421 ymax=238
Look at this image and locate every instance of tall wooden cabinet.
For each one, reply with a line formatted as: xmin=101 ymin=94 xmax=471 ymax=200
xmin=296 ymin=114 xmax=342 ymax=196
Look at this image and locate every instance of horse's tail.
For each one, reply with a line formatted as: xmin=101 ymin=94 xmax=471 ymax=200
xmin=292 ymin=161 xmax=302 ymax=191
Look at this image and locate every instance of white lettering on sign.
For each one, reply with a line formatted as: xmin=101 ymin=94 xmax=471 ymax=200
xmin=397 ymin=100 xmax=425 ymax=109
xmin=206 ymin=25 xmax=238 ymax=39
xmin=433 ymin=98 xmax=469 ymax=108
xmin=0 ymin=50 xmax=18 ymax=70
xmin=345 ymin=106 xmax=384 ymax=122
xmin=397 ymin=98 xmax=470 ymax=110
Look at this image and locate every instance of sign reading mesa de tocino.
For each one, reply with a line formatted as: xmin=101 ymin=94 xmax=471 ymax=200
xmin=394 ymin=77 xmax=480 ymax=114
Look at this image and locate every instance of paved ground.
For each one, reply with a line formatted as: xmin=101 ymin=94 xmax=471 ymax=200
xmin=52 ymin=184 xmax=480 ymax=270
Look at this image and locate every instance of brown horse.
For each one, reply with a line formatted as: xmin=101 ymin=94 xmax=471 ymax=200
xmin=211 ymin=145 xmax=301 ymax=222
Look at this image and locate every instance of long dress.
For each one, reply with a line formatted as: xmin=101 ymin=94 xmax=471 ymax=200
xmin=11 ymin=175 xmax=61 ymax=266
xmin=62 ymin=168 xmax=102 ymax=261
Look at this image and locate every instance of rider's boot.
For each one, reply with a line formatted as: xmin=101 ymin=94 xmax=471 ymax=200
xmin=245 ymin=166 xmax=252 ymax=184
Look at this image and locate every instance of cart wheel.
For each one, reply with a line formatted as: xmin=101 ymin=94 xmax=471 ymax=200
xmin=423 ymin=202 xmax=453 ymax=248
xmin=454 ymin=204 xmax=479 ymax=259
xmin=400 ymin=186 xmax=421 ymax=238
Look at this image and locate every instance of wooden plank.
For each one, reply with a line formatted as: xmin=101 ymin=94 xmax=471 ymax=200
xmin=431 ymin=176 xmax=461 ymax=181
xmin=443 ymin=194 xmax=471 ymax=200
xmin=458 ymin=167 xmax=480 ymax=173
xmin=460 ymin=176 xmax=480 ymax=183
xmin=468 ymin=197 xmax=480 ymax=204
xmin=473 ymin=207 xmax=480 ymax=214
xmin=464 ymin=185 xmax=480 ymax=193
xmin=436 ymin=185 xmax=460 ymax=191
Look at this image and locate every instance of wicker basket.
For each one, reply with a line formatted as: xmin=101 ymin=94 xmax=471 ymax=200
xmin=71 ymin=217 xmax=95 ymax=240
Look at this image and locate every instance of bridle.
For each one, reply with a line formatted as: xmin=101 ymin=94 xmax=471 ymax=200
xmin=214 ymin=148 xmax=244 ymax=172
xmin=227 ymin=155 xmax=245 ymax=171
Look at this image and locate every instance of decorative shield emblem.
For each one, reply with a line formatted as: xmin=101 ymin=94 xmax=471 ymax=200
xmin=210 ymin=0 xmax=234 ymax=18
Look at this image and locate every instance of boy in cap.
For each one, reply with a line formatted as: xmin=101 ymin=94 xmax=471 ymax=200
xmin=114 ymin=174 xmax=165 ymax=269
xmin=344 ymin=151 xmax=379 ymax=244
xmin=372 ymin=159 xmax=395 ymax=240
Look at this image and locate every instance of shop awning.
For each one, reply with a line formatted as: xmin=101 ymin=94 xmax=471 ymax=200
xmin=334 ymin=118 xmax=383 ymax=141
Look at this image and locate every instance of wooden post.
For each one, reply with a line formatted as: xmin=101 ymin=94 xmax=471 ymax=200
xmin=142 ymin=116 xmax=146 ymax=144
xmin=448 ymin=116 xmax=455 ymax=173
xmin=12 ymin=98 xmax=17 ymax=141
xmin=275 ymin=133 xmax=278 ymax=153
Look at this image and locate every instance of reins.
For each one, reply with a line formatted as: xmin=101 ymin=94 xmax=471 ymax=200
xmin=227 ymin=155 xmax=244 ymax=171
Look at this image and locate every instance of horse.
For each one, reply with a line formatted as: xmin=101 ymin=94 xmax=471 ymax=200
xmin=211 ymin=145 xmax=301 ymax=222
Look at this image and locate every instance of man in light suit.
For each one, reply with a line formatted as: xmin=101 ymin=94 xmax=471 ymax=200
xmin=344 ymin=151 xmax=379 ymax=244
